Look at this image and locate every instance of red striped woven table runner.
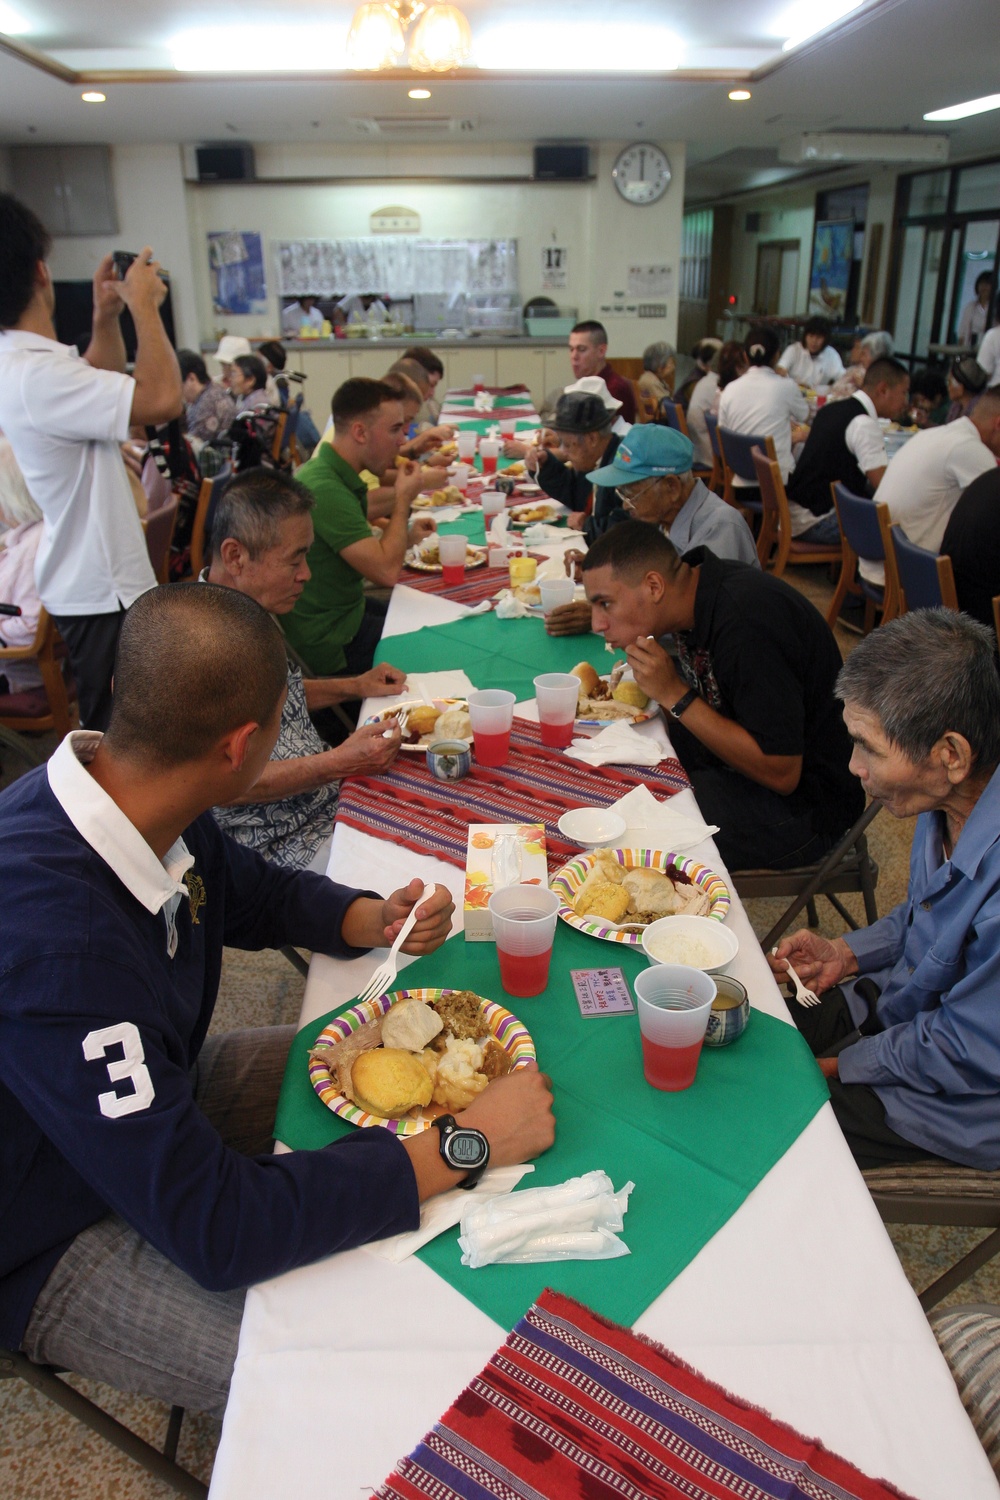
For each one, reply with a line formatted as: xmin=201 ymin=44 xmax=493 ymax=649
xmin=399 ymin=554 xmax=547 ymax=604
xmin=337 ymin=716 xmax=690 ymax=875
xmin=377 ymin=1289 xmax=918 ymax=1500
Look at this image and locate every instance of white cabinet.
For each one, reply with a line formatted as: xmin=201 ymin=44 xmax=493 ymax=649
xmin=348 ymin=348 xmax=394 ymax=381
xmin=496 ymin=346 xmax=547 ymax=406
xmin=298 ymin=348 xmax=350 ymax=423
xmin=442 ymin=348 xmax=496 ymax=391
xmin=543 ymin=347 xmax=573 ymax=401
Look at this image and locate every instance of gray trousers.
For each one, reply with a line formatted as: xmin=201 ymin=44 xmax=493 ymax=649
xmin=21 ymin=1025 xmax=296 ymax=1418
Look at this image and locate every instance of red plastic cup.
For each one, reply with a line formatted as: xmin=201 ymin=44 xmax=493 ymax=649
xmin=473 ymin=373 xmax=486 ymax=394
xmin=634 ymin=966 xmax=716 ymax=1091
xmin=489 ymin=884 xmax=560 ymax=997
xmin=479 ymin=439 xmax=500 ymax=476
xmin=438 ymin=533 xmax=466 ymax=587
xmin=533 ymin=672 xmax=579 ymax=749
xmin=468 ymin=689 xmax=515 ymax=767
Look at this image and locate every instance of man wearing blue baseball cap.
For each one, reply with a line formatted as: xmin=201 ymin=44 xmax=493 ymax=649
xmin=587 ymin=425 xmax=759 ymax=567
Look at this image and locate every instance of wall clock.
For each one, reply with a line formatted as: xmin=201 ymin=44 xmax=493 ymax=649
xmin=611 ymin=143 xmax=672 ymax=205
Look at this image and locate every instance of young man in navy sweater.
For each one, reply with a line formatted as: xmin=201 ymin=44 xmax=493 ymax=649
xmin=0 ymin=582 xmax=554 ymax=1415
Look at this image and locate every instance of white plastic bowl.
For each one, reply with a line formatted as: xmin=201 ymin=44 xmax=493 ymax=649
xmin=641 ymin=914 xmax=739 ymax=974
xmin=557 ymin=808 xmax=627 ymax=849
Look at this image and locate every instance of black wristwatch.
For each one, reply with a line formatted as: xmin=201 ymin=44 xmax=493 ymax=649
xmin=433 ymin=1114 xmax=490 ymax=1189
xmin=669 ymin=687 xmax=698 ymax=721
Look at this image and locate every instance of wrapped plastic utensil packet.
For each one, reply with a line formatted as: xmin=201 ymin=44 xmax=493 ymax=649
xmin=459 ymin=1170 xmax=634 ymax=1267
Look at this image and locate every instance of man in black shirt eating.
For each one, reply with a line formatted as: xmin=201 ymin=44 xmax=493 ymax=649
xmin=581 ymin=522 xmax=863 ymax=870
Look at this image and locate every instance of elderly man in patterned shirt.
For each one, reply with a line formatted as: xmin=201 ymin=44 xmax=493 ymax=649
xmin=206 ymin=467 xmax=404 ymax=869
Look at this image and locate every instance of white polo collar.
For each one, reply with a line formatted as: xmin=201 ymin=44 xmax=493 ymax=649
xmin=0 ymin=328 xmax=76 ymax=357
xmin=47 ymin=731 xmax=194 ymax=918
xmin=854 ymin=389 xmax=877 ymax=419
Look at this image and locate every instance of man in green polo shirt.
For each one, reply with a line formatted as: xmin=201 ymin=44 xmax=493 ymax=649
xmin=283 ymin=377 xmax=432 ymax=675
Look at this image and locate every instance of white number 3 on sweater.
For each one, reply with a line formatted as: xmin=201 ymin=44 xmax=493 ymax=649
xmin=82 ymin=1023 xmax=156 ymax=1118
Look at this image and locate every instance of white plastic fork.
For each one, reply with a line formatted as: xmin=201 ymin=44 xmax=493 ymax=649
xmin=771 ymin=947 xmax=821 ymax=1008
xmin=355 ymin=881 xmax=437 ymax=1007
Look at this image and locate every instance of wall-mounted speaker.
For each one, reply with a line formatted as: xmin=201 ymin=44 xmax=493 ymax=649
xmin=196 ymin=145 xmax=256 ymax=182
xmin=533 ymin=145 xmax=591 ymax=181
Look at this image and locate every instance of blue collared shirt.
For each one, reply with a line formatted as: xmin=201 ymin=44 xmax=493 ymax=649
xmin=666 ymin=478 xmax=760 ymax=568
xmin=838 ymin=763 xmax=1000 ymax=1167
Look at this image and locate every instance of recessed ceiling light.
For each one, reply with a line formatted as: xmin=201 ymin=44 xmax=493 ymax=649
xmin=81 ymin=91 xmax=106 ymax=103
xmin=728 ymin=89 xmax=751 ymax=101
xmin=0 ymin=3 xmax=30 ymax=34
xmin=408 ymin=88 xmax=431 ymax=99
xmin=924 ymin=93 xmax=1000 ymax=122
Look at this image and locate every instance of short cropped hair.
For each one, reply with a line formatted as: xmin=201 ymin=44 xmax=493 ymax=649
xmin=233 ymin=354 xmax=267 ymax=391
xmin=210 ymin=467 xmax=314 ymax=562
xmin=381 ymin=370 xmax=423 ymax=406
xmin=861 ymin=330 xmax=894 ymax=359
xmin=572 ymin=320 xmax=608 ymax=346
xmin=0 ymin=192 xmax=52 ymax=329
xmin=975 ymin=271 xmax=994 ymax=293
xmin=104 ymin=583 xmax=289 ymax=768
xmin=909 ymin=367 xmax=948 ymax=404
xmin=178 ymin=349 xmax=209 ymax=385
xmin=387 ymin=358 xmax=430 ymax=396
xmin=643 ymin=341 xmax=675 ymax=372
xmin=331 ymin=377 xmax=400 ymax=429
xmin=257 ymin=339 xmax=286 ymax=371
xmin=863 ymin=356 xmax=909 ymax=391
xmin=836 ymin=609 xmax=1000 ymax=772
xmin=403 ymin=346 xmax=444 ymax=379
xmin=746 ymin=325 xmax=781 ymax=367
xmin=582 ymin=520 xmax=684 ymax=582
xmin=803 ymin=315 xmax=834 ymax=345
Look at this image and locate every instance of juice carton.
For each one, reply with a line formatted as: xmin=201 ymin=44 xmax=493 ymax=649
xmin=464 ymin=822 xmax=548 ymax=941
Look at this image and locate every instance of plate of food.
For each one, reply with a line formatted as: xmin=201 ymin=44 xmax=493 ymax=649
xmin=570 ymin=661 xmax=660 ymax=728
xmin=412 ymin=485 xmax=466 ymax=509
xmin=404 ymin=540 xmax=488 ymax=572
xmin=307 ymin=987 xmax=536 ymax=1135
xmin=551 ymin=847 xmax=730 ymax=946
xmin=508 ymin=500 xmax=563 ymax=528
xmin=363 ymin=698 xmax=472 ymax=751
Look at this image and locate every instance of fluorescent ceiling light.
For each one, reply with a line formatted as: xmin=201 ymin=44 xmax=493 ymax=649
xmin=170 ymin=25 xmax=348 ymax=71
xmin=0 ymin=2 xmax=31 ymax=33
xmin=772 ymin=0 xmax=864 ymax=52
xmin=472 ymin=22 xmax=682 ymax=71
xmin=924 ymin=94 xmax=1000 ymax=122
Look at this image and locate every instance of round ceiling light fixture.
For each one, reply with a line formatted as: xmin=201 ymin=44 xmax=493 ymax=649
xmin=347 ymin=0 xmax=471 ymax=71
xmin=408 ymin=87 xmax=432 ymax=98
xmin=81 ymin=91 xmax=107 ymax=103
xmin=728 ymin=89 xmax=751 ymax=102
xmin=409 ymin=3 xmax=471 ymax=71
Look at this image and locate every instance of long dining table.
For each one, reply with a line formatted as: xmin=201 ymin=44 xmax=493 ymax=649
xmin=207 ymin=407 xmax=998 ymax=1500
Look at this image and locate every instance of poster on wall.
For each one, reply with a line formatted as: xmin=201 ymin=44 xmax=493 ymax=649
xmin=541 ymin=246 xmax=568 ymax=290
xmin=208 ymin=231 xmax=268 ymax=316
xmin=808 ymin=219 xmax=853 ymax=319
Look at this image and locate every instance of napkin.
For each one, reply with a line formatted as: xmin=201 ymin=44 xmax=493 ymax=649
xmin=568 ymin=719 xmax=673 ymax=767
xmin=522 ymin=522 xmax=569 ymax=544
xmin=364 ymin=1165 xmax=534 ymax=1263
xmin=487 ymin=509 xmax=510 ymax=546
xmin=534 ymin=555 xmax=573 ymax=582
xmin=377 ymin=669 xmax=475 ymax=707
xmin=494 ymin=588 xmax=536 ymax=619
xmin=609 ymin=782 xmax=719 ymax=852
xmin=458 ymin=1170 xmax=633 ymax=1267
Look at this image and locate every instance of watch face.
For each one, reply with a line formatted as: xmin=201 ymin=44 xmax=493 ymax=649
xmin=447 ymin=1130 xmax=488 ymax=1168
xmin=612 ymin=143 xmax=671 ymax=205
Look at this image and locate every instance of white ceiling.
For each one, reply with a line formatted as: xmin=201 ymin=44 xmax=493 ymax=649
xmin=1 ymin=0 xmax=998 ymax=201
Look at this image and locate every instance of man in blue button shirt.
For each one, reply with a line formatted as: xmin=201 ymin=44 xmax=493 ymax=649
xmin=770 ymin=609 xmax=1000 ymax=1169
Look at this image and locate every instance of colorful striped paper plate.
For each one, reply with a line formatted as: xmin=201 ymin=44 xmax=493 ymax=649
xmin=308 ymin=987 xmax=536 ymax=1136
xmin=551 ymin=847 xmax=730 ymax=946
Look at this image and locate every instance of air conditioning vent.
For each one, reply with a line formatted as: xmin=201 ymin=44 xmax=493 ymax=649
xmin=349 ymin=116 xmax=478 ymax=138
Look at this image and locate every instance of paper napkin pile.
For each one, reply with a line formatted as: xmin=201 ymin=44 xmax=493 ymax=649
xmin=459 ymin=1170 xmax=634 ymax=1267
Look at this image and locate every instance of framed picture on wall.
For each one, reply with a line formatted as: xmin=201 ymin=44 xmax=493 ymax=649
xmin=808 ymin=218 xmax=854 ymax=319
xmin=208 ymin=230 xmax=268 ymax=316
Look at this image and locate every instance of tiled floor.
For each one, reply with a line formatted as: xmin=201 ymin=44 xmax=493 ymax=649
xmin=3 ymin=565 xmax=996 ymax=1497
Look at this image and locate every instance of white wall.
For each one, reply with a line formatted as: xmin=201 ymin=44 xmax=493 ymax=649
xmin=184 ymin=138 xmax=686 ymax=355
xmin=44 ymin=143 xmax=201 ymax=348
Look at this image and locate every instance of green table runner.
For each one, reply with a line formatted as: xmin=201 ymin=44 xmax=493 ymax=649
xmin=374 ymin=612 xmax=612 ymax=702
xmin=275 ymin=926 xmax=828 ymax=1331
xmin=436 ymin=512 xmax=487 ymax=543
xmin=442 ymin=418 xmax=539 ymax=438
xmin=444 ymin=394 xmax=536 ymax=410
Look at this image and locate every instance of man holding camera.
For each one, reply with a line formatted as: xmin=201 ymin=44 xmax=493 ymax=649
xmin=0 ymin=193 xmax=182 ymax=730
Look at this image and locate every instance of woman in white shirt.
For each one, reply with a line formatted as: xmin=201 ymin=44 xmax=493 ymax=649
xmin=778 ymin=316 xmax=845 ymax=389
xmin=686 ymin=361 xmax=720 ymax=469
xmin=717 ymin=325 xmax=809 ymax=490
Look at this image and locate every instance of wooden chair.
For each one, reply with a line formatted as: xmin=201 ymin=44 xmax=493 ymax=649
xmin=658 ymin=399 xmax=690 ymax=437
xmin=717 ymin=426 xmax=775 ymax=523
xmin=0 ymin=609 xmax=75 ymax=740
xmin=0 ymin=1344 xmax=207 ymax=1497
xmin=751 ymin=445 xmax=841 ymax=577
xmin=864 ymin=1165 xmax=1000 ymax=1312
xmin=891 ymin=526 xmax=960 ymax=613
xmin=826 ymin=484 xmax=901 ymax=633
xmin=280 ymin=393 xmax=305 ymax=464
xmin=141 ymin=492 xmax=180 ymax=585
xmin=606 ymin=356 xmax=644 ymax=382
xmin=189 ymin=467 xmax=232 ymax=579
xmin=270 ymin=411 xmax=288 ymax=462
xmin=631 ymin=380 xmax=655 ymax=423
xmin=733 ymin=798 xmax=881 ymax=952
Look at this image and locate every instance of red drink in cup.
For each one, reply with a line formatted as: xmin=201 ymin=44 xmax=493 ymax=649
xmin=489 ymin=884 xmax=560 ymax=999
xmin=634 ymin=965 xmax=716 ymax=1092
xmin=533 ymin=672 xmax=580 ymax=751
xmin=438 ymin=533 xmax=467 ymax=587
xmin=479 ymin=439 xmax=500 ymax=476
xmin=468 ymin=689 xmax=515 ymax=768
xmin=473 ymin=373 xmax=486 ymax=394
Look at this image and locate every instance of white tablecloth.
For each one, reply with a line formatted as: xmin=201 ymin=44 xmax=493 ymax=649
xmin=209 ymin=562 xmax=998 ymax=1500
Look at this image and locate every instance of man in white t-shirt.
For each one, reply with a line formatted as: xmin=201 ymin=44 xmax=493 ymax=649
xmin=976 ymin=325 xmax=1000 ymax=388
xmin=860 ymin=388 xmax=1000 ymax=587
xmin=0 ymin=193 xmax=181 ymax=729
